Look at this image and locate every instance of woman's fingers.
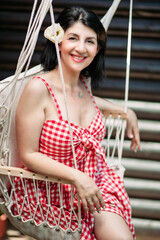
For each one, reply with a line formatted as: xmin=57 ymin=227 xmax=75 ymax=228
xmin=86 ymin=191 xmax=105 ymax=214
xmin=81 ymin=198 xmax=89 ymax=213
xmin=87 ymin=198 xmax=96 ymax=213
xmin=74 ymin=171 xmax=105 ymax=214
xmin=133 ymin=128 xmax=141 ymax=150
xmin=130 ymin=127 xmax=141 ymax=152
xmin=91 ymin=196 xmax=101 ymax=213
xmin=127 ymin=109 xmax=141 ymax=152
xmin=96 ymin=191 xmax=105 ymax=209
xmin=81 ymin=192 xmax=105 ymax=214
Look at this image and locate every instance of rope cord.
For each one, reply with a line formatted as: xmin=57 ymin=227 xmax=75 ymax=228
xmin=0 ymin=0 xmax=52 ymax=168
xmin=49 ymin=5 xmax=78 ymax=170
xmin=1 ymin=0 xmax=51 ymax=109
xmin=104 ymin=115 xmax=124 ymax=168
xmin=118 ymin=0 xmax=133 ymax=164
xmin=125 ymin=0 xmax=133 ymax=112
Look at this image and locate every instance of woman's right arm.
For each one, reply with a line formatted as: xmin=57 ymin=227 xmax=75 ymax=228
xmin=16 ymin=78 xmax=105 ymax=213
xmin=16 ymin=78 xmax=76 ymax=182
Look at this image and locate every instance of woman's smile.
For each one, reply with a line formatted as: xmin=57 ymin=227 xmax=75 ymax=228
xmin=59 ymin=22 xmax=98 ymax=73
xmin=70 ymin=54 xmax=87 ymax=63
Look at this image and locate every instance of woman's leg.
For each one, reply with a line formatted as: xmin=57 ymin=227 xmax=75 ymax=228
xmin=94 ymin=211 xmax=134 ymax=240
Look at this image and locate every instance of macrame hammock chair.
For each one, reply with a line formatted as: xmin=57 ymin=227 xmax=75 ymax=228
xmin=0 ymin=0 xmax=133 ymax=239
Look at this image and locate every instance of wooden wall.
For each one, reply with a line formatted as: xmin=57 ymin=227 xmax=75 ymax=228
xmin=0 ymin=0 xmax=160 ymax=102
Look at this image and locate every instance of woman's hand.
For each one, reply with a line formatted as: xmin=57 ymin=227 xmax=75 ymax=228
xmin=127 ymin=108 xmax=141 ymax=152
xmin=73 ymin=170 xmax=105 ymax=214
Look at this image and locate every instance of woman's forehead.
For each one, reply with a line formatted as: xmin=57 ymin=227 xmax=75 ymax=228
xmin=65 ymin=22 xmax=97 ymax=38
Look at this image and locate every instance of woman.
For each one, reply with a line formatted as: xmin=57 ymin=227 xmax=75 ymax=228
xmin=15 ymin=6 xmax=140 ymax=240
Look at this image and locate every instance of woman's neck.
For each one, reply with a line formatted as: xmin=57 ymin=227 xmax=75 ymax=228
xmin=55 ymin=66 xmax=81 ymax=90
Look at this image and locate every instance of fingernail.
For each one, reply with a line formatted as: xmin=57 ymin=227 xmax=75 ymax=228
xmin=98 ymin=211 xmax=101 ymax=214
xmin=129 ymin=134 xmax=134 ymax=139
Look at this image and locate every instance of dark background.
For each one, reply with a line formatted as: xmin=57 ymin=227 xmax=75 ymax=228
xmin=0 ymin=0 xmax=160 ymax=102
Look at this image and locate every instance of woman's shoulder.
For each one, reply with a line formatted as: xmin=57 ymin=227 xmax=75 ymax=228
xmin=24 ymin=75 xmax=48 ymax=95
xmin=20 ymin=75 xmax=50 ymax=105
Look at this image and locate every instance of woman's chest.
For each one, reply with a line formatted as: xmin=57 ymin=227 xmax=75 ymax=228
xmin=45 ymin=90 xmax=97 ymax=129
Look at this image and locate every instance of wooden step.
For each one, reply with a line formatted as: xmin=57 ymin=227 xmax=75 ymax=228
xmin=102 ymin=139 xmax=160 ymax=161
xmin=124 ymin=177 xmax=160 ymax=199
xmin=105 ymin=57 xmax=160 ymax=74
xmin=122 ymin=140 xmax=160 ymax=161
xmin=137 ymin=120 xmax=160 ymax=141
xmin=133 ymin=218 xmax=160 ymax=237
xmin=4 ymin=0 xmax=159 ymax=13
xmin=131 ymin=198 xmax=160 ymax=220
xmin=94 ymin=85 xmax=160 ymax=102
xmin=107 ymin=36 xmax=160 ymax=53
xmin=105 ymin=99 xmax=160 ymax=121
xmin=122 ymin=158 xmax=160 ymax=180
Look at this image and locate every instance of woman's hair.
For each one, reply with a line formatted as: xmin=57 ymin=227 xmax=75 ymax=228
xmin=41 ymin=6 xmax=106 ymax=86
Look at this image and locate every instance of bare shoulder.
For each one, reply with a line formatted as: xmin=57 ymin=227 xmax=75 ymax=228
xmin=17 ymin=76 xmax=49 ymax=111
xmin=23 ymin=76 xmax=47 ymax=96
xmin=21 ymin=76 xmax=50 ymax=103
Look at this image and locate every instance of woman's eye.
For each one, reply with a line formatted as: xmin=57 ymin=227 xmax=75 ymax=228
xmin=87 ymin=40 xmax=95 ymax=44
xmin=69 ymin=37 xmax=77 ymax=41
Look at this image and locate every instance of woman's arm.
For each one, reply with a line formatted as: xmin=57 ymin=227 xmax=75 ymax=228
xmin=94 ymin=96 xmax=141 ymax=152
xmin=16 ymin=77 xmax=77 ymax=182
xmin=16 ymin=78 xmax=105 ymax=213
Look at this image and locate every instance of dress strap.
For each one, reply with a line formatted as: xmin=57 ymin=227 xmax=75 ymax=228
xmin=80 ymin=76 xmax=99 ymax=112
xmin=33 ymin=76 xmax=63 ymax=120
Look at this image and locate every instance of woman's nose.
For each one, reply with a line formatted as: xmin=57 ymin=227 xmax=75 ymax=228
xmin=75 ymin=41 xmax=86 ymax=53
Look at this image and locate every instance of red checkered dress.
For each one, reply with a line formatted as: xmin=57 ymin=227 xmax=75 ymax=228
xmin=12 ymin=76 xmax=135 ymax=239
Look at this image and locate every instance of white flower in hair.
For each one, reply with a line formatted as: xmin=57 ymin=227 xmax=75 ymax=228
xmin=44 ymin=23 xmax=64 ymax=43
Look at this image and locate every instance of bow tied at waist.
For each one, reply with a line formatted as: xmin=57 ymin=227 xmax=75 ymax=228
xmin=80 ymin=130 xmax=95 ymax=150
xmin=79 ymin=129 xmax=105 ymax=160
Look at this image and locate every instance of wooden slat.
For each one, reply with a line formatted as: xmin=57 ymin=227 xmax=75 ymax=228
xmin=122 ymin=141 xmax=160 ymax=161
xmin=122 ymin=158 xmax=160 ymax=180
xmin=103 ymin=111 xmax=127 ymax=119
xmin=131 ymin=198 xmax=160 ymax=220
xmin=133 ymin=218 xmax=160 ymax=237
xmin=0 ymin=166 xmax=71 ymax=184
xmin=124 ymin=178 xmax=160 ymax=200
xmin=107 ymin=36 xmax=160 ymax=52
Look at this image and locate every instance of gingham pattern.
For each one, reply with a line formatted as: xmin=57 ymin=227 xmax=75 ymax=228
xmin=12 ymin=77 xmax=135 ymax=239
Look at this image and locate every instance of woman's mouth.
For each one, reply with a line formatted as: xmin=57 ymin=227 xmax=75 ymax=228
xmin=71 ymin=54 xmax=86 ymax=63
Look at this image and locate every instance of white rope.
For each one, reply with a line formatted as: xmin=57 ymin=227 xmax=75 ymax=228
xmin=0 ymin=0 xmax=53 ymax=167
xmin=1 ymin=0 xmax=51 ymax=109
xmin=101 ymin=0 xmax=121 ymax=32
xmin=124 ymin=0 xmax=133 ymax=112
xmin=118 ymin=0 xmax=133 ymax=164
xmin=49 ymin=5 xmax=78 ymax=170
xmin=104 ymin=115 xmax=124 ymax=168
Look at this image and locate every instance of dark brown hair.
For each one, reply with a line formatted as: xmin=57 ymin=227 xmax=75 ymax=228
xmin=41 ymin=6 xmax=106 ymax=86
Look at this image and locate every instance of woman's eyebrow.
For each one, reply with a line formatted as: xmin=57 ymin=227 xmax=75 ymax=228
xmin=67 ymin=33 xmax=79 ymax=37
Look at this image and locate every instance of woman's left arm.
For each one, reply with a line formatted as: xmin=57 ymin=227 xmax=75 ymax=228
xmin=94 ymin=96 xmax=141 ymax=152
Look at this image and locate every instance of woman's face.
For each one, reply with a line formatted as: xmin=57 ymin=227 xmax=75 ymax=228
xmin=59 ymin=21 xmax=99 ymax=74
